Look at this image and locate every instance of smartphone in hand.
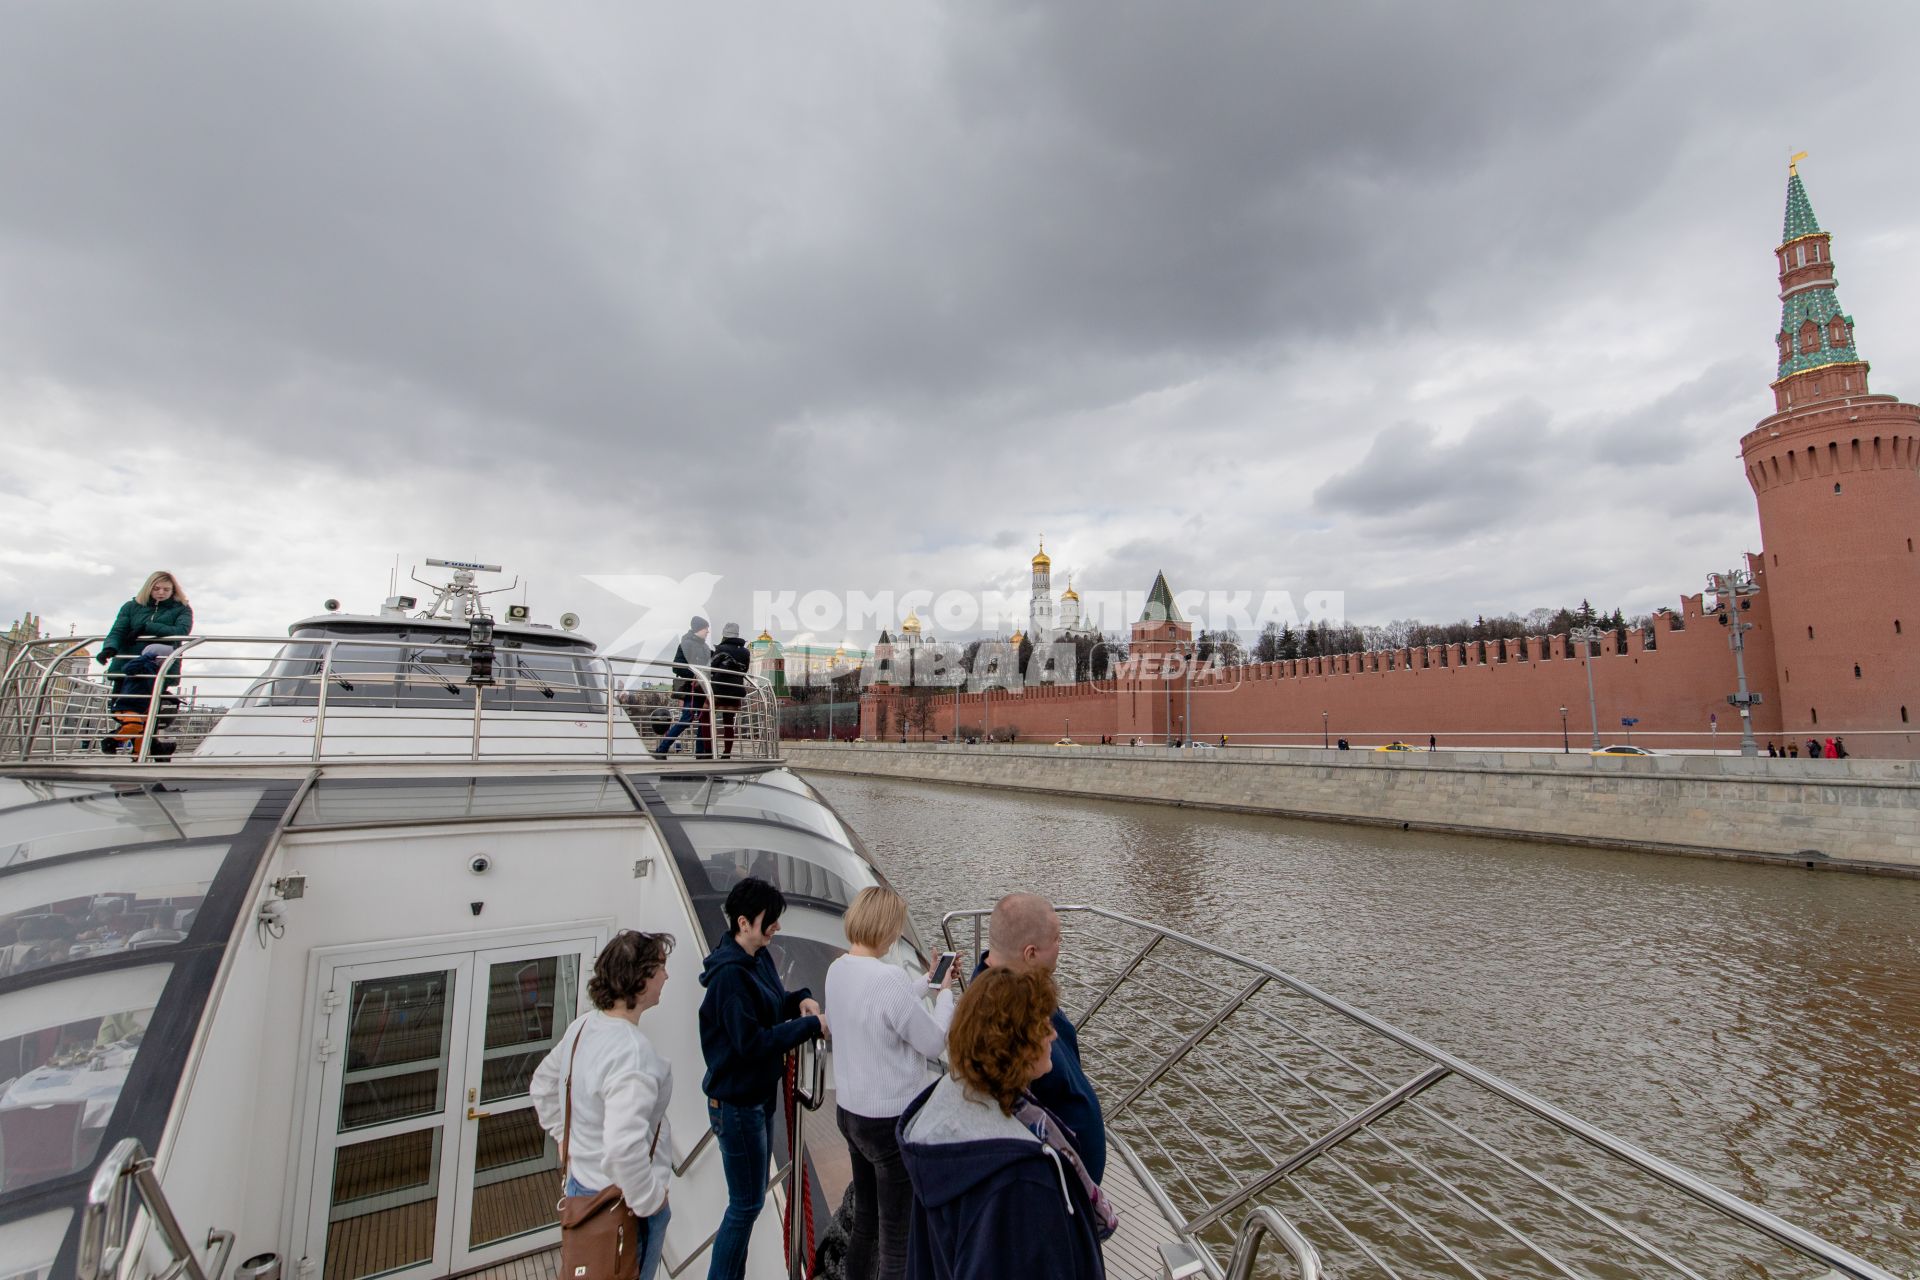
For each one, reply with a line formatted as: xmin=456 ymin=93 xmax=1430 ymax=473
xmin=930 ymin=951 xmax=958 ymax=985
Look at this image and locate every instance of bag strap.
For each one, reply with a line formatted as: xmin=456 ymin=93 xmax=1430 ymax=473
xmin=560 ymin=1022 xmax=589 ymax=1173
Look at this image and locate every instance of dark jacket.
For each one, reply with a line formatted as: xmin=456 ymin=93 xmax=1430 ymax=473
xmin=709 ymin=636 xmax=752 ymax=707
xmin=973 ymin=955 xmax=1106 ymax=1183
xmin=896 ymin=1079 xmax=1105 ymax=1280
xmin=698 ymin=937 xmax=820 ymax=1105
xmin=100 ymin=599 xmax=192 ymax=675
xmin=670 ymin=629 xmax=714 ymax=700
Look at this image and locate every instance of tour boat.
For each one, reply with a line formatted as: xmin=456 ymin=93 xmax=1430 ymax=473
xmin=0 ymin=568 xmax=1900 ymax=1280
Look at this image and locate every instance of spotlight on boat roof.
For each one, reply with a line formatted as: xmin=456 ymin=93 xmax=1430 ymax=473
xmin=506 ymin=604 xmax=531 ymax=622
xmin=560 ymin=612 xmax=581 ymax=632
xmin=324 ymin=599 xmax=340 ymax=612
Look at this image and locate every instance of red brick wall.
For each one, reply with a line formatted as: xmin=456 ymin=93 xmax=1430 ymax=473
xmin=1744 ymin=393 xmax=1920 ymax=756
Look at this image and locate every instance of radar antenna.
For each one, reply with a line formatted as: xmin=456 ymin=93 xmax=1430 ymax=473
xmin=408 ymin=558 xmax=520 ymax=621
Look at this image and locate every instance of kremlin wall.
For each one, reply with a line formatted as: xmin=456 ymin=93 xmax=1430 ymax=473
xmin=850 ymin=167 xmax=1920 ymax=759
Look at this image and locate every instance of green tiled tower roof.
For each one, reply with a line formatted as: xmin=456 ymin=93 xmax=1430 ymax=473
xmin=1775 ymin=167 xmax=1863 ymax=381
xmin=1140 ymin=571 xmax=1183 ymax=623
xmin=1781 ymin=172 xmax=1821 ymax=242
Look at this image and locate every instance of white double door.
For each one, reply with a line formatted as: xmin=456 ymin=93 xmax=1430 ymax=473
xmin=300 ymin=930 xmax=602 ymax=1280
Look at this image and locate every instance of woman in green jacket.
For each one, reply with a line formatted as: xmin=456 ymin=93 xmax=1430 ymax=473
xmin=98 ymin=571 xmax=194 ymax=677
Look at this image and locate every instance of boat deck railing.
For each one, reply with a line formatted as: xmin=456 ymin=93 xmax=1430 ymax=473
xmin=941 ymin=905 xmax=1900 ymax=1280
xmin=0 ymin=634 xmax=780 ymax=764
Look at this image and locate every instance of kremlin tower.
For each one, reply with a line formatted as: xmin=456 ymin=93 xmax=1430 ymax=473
xmin=1742 ymin=160 xmax=1920 ymax=754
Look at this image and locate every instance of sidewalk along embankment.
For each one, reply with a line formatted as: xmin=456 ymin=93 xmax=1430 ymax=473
xmin=783 ymin=742 xmax=1920 ymax=876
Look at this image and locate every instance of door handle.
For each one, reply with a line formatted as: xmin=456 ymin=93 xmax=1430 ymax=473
xmin=467 ymin=1107 xmax=492 ymax=1120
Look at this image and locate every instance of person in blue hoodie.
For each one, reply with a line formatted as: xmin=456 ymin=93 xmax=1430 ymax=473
xmin=972 ymin=892 xmax=1106 ymax=1183
xmin=698 ymin=877 xmax=825 ymax=1280
xmin=897 ymin=966 xmax=1112 ymax=1280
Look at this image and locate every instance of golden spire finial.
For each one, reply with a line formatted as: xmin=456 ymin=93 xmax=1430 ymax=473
xmin=1789 ymin=151 xmax=1809 ymax=176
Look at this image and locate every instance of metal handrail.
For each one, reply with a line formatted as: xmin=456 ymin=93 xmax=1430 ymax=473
xmin=0 ymin=633 xmax=780 ymax=764
xmin=1225 ymin=1206 xmax=1323 ymax=1280
xmin=80 ymin=1137 xmax=236 ymax=1280
xmin=792 ymin=1036 xmax=826 ymax=1112
xmin=939 ymin=904 xmax=1902 ymax=1280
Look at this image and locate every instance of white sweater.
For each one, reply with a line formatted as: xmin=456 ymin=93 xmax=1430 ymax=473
xmin=530 ymin=1010 xmax=673 ymax=1216
xmin=825 ymin=954 xmax=956 ymax=1118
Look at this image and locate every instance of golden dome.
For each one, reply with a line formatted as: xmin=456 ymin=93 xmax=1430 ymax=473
xmin=755 ymin=629 xmax=774 ymax=644
xmin=1060 ymin=574 xmax=1078 ymax=602
xmin=901 ymin=610 xmax=922 ymax=633
xmin=1009 ymin=629 xmax=1026 ymax=645
xmin=1031 ymin=536 xmax=1050 ymax=569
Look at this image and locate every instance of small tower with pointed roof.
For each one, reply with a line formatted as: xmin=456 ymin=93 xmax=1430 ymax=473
xmin=1742 ymin=159 xmax=1920 ymax=754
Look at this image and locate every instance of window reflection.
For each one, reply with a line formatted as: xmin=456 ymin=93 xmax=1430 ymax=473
xmin=0 ymin=977 xmax=162 ymax=1195
xmin=0 ymin=791 xmax=179 ymax=870
xmin=652 ymin=775 xmax=854 ymax=847
xmin=341 ymin=970 xmax=454 ymax=1132
xmin=294 ymin=777 xmax=635 ymax=828
xmin=0 ymin=845 xmax=223 ymax=979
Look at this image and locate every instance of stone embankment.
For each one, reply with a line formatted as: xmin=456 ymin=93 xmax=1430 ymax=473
xmin=784 ymin=742 xmax=1920 ymax=875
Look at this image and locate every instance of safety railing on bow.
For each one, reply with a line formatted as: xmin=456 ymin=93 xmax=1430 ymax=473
xmin=79 ymin=1137 xmax=235 ymax=1280
xmin=941 ymin=906 xmax=1901 ymax=1280
xmin=0 ymin=634 xmax=780 ymax=764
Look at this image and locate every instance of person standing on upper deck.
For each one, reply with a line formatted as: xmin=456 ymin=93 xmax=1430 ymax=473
xmin=974 ymin=892 xmax=1106 ymax=1184
xmin=709 ymin=623 xmax=752 ymax=760
xmin=654 ymin=616 xmax=712 ymax=760
xmin=97 ymin=571 xmax=193 ymax=677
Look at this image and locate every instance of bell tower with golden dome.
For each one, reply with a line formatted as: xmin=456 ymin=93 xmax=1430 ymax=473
xmin=1028 ymin=538 xmax=1056 ymax=649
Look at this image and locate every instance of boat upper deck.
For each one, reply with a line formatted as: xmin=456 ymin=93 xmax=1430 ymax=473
xmin=0 ymin=629 xmax=780 ymax=767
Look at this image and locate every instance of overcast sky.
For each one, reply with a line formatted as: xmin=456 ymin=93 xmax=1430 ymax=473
xmin=3 ymin=2 xmax=1916 ymax=654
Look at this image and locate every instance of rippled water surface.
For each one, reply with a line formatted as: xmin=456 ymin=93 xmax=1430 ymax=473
xmin=807 ymin=772 xmax=1920 ymax=1271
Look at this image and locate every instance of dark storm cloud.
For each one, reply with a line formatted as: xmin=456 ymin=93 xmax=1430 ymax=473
xmin=3 ymin=1 xmax=1918 ymax=639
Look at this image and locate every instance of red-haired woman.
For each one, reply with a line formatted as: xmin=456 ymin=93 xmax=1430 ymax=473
xmin=897 ymin=967 xmax=1113 ymax=1280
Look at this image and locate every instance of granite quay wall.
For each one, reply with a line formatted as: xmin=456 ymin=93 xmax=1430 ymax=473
xmin=785 ymin=741 xmax=1920 ymax=876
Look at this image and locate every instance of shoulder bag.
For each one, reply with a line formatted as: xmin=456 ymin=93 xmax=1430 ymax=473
xmin=557 ymin=1024 xmax=645 ymax=1280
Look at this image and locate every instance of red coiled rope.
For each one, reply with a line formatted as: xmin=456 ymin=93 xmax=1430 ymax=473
xmin=780 ymin=1054 xmax=817 ymax=1275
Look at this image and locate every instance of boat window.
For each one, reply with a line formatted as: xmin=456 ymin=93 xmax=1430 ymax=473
xmin=676 ymin=819 xmax=874 ymax=913
xmin=0 ymin=781 xmax=119 ymax=814
xmin=0 ymin=791 xmax=178 ymax=869
xmin=0 ymin=783 xmax=267 ymax=870
xmin=0 ymin=964 xmax=171 ymax=1196
xmin=291 ymin=776 xmax=637 ymax=828
xmin=241 ymin=630 xmax=607 ymax=713
xmin=0 ymin=844 xmax=225 ymax=980
xmin=0 ymin=1208 xmax=72 ymax=1280
xmin=650 ymin=775 xmax=855 ymax=847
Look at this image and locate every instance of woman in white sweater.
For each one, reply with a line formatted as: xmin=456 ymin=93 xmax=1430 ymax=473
xmin=532 ymin=930 xmax=678 ymax=1280
xmin=824 ymin=887 xmax=957 ymax=1280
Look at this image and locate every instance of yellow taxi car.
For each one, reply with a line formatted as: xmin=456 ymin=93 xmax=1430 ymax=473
xmin=1374 ymin=741 xmax=1417 ymax=752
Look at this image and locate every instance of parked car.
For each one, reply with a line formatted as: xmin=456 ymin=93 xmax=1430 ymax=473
xmin=1374 ymin=741 xmax=1417 ymax=752
xmin=1591 ymin=744 xmax=1657 ymax=756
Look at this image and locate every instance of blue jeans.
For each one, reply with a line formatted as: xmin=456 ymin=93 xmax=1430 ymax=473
xmin=655 ymin=701 xmax=710 ymax=758
xmin=566 ymin=1173 xmax=670 ymax=1280
xmin=707 ymin=1098 xmax=776 ymax=1280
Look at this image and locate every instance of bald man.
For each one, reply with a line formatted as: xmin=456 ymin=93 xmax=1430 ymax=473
xmin=979 ymin=893 xmax=1106 ymax=1183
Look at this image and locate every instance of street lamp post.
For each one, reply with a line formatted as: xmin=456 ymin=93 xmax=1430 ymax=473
xmin=1559 ymin=706 xmax=1569 ymax=754
xmin=1707 ymin=569 xmax=1764 ymax=757
xmin=1570 ymin=625 xmax=1605 ymax=749
xmin=1322 ymin=710 xmax=1329 ymax=749
xmin=1183 ymin=645 xmax=1194 ymax=750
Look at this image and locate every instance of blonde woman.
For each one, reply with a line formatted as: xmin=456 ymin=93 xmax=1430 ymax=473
xmin=98 ymin=571 xmax=193 ymax=677
xmin=824 ymin=887 xmax=957 ymax=1280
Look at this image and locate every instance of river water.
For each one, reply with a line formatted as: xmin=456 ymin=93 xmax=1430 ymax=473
xmin=807 ymin=772 xmax=1920 ymax=1273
